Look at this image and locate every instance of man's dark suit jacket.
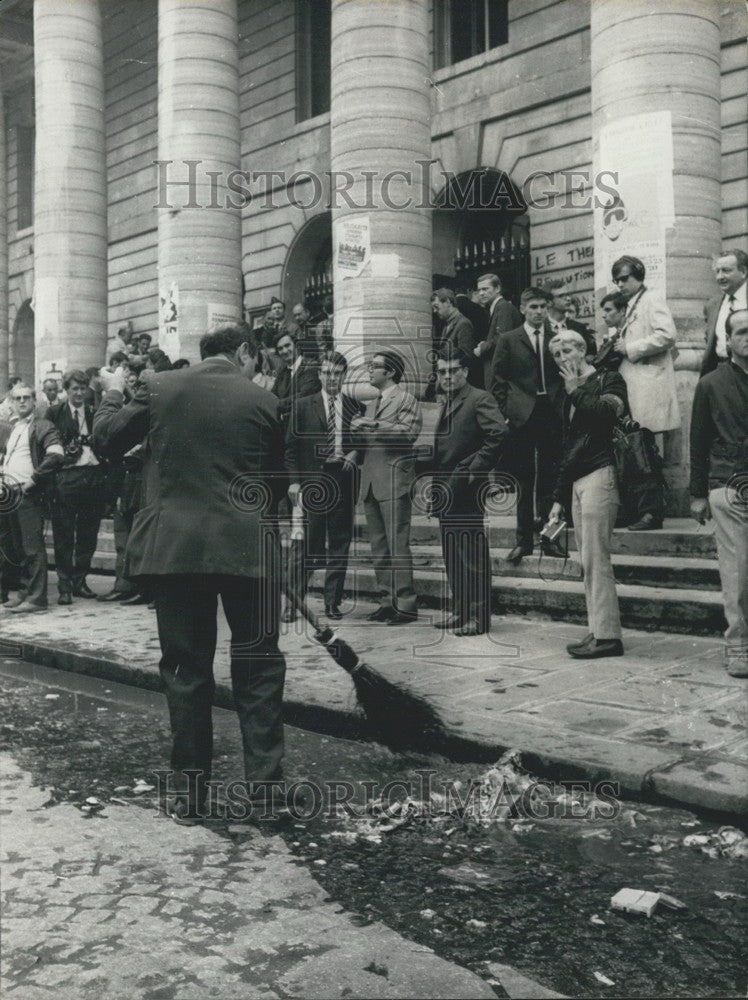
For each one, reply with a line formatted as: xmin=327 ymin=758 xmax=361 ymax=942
xmin=439 ymin=311 xmax=476 ymax=355
xmin=433 ymin=383 xmax=507 ymax=476
xmin=699 ymin=292 xmax=742 ymax=378
xmin=46 ymin=400 xmax=100 ymax=466
xmin=92 ymin=357 xmax=285 ymax=578
xmin=489 ymin=324 xmax=563 ymax=428
xmin=481 ymin=297 xmax=522 ymax=389
xmin=284 ymin=391 xmax=361 ymax=482
xmin=272 ymin=359 xmax=321 ymax=419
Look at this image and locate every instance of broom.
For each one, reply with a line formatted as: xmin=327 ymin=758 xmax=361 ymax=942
xmin=284 ymin=497 xmax=447 ymax=750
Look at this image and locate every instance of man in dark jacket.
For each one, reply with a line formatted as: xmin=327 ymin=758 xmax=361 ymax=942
xmin=475 ymin=273 xmax=522 ymax=392
xmin=0 ymin=384 xmax=64 ymax=613
xmin=431 ymin=346 xmax=507 ymax=636
xmin=690 ymin=308 xmax=748 ymax=678
xmin=271 ymin=329 xmax=320 ymax=422
xmin=490 ymin=286 xmax=564 ymax=563
xmin=433 ymin=288 xmax=481 ymax=386
xmin=284 ymin=352 xmax=361 ymax=621
xmin=93 ymin=323 xmax=288 ymax=823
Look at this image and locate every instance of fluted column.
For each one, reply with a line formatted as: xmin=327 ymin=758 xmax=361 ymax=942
xmin=0 ymin=72 xmax=8 ymax=390
xmin=330 ymin=0 xmax=432 ymax=383
xmin=157 ymin=0 xmax=242 ymax=362
xmin=591 ymin=0 xmax=722 ymax=513
xmin=33 ymin=0 xmax=107 ymax=381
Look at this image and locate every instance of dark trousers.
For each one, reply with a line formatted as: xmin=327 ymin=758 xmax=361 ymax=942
xmin=113 ymin=467 xmax=143 ymax=594
xmin=51 ymin=466 xmax=105 ymax=592
xmin=512 ymin=396 xmax=560 ymax=550
xmin=152 ymin=565 xmax=286 ymax=812
xmin=0 ymin=493 xmax=48 ymax=607
xmin=438 ymin=477 xmax=491 ymax=630
xmin=291 ymin=464 xmax=356 ymax=608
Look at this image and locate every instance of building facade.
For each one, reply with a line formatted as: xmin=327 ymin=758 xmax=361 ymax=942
xmin=1 ymin=0 xmax=746 ymax=511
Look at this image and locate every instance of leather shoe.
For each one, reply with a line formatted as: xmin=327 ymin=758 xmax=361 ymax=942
xmin=119 ymin=592 xmax=148 ymax=606
xmin=168 ymin=800 xmax=204 ymax=827
xmin=325 ymin=604 xmax=343 ymax=620
xmin=566 ymin=633 xmax=595 ymax=655
xmin=97 ymin=589 xmax=130 ymax=603
xmin=386 ymin=611 xmax=418 ymax=626
xmin=541 ymin=538 xmax=566 ymax=559
xmin=57 ymin=593 xmax=72 ymax=606
xmin=627 ymin=514 xmax=661 ymax=531
xmin=367 ymin=606 xmax=395 ymax=623
xmin=454 ymin=619 xmax=487 ymax=637
xmin=433 ymin=612 xmax=463 ymax=630
xmin=9 ymin=601 xmax=47 ymax=614
xmin=568 ymin=638 xmax=624 ymax=659
xmin=1 ymin=595 xmax=25 ymax=610
xmin=72 ymin=582 xmax=96 ymax=599
xmin=281 ymin=605 xmax=297 ymax=623
xmin=506 ymin=546 xmax=532 ymax=565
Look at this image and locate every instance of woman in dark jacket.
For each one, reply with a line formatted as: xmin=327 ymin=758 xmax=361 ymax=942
xmin=547 ymin=330 xmax=628 ymax=659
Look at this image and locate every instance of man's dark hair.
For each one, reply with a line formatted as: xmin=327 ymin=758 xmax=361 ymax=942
xmin=520 ymin=286 xmax=551 ymax=306
xmin=172 ymin=358 xmax=190 ymax=370
xmin=324 ymin=350 xmax=348 ymax=372
xmin=600 ymin=291 xmax=627 ymax=311
xmin=200 ymin=322 xmax=258 ymax=360
xmin=726 ymin=308 xmax=748 ymax=337
xmin=109 ymin=351 xmax=128 ymax=367
xmin=42 ymin=377 xmax=58 ymax=388
xmin=717 ymin=248 xmax=748 ymax=273
xmin=273 ymin=328 xmax=296 ymax=350
xmin=136 ymin=333 xmax=153 ymax=344
xmin=63 ymin=368 xmax=90 ymax=389
xmin=7 ymin=376 xmax=22 ymax=391
xmin=612 ymin=255 xmax=646 ymax=281
xmin=437 ymin=345 xmax=470 ymax=369
xmin=433 ymin=287 xmax=456 ymax=305
xmin=375 ymin=350 xmax=405 ymax=383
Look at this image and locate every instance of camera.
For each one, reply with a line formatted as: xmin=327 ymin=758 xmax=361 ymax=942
xmin=540 ymin=518 xmax=567 ymax=542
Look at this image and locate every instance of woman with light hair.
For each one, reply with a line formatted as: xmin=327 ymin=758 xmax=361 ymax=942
xmin=546 ymin=329 xmax=629 ymax=659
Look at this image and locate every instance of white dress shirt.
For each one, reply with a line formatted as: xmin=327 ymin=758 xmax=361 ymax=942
xmin=320 ymin=388 xmax=343 ymax=458
xmin=715 ymin=280 xmax=747 ymax=359
xmin=524 ymin=322 xmax=548 ymax=395
xmin=2 ymin=416 xmax=35 ymax=486
xmin=68 ymin=403 xmax=99 ymax=467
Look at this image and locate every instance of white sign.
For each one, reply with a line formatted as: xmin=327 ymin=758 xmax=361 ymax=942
xmin=208 ymin=302 xmax=241 ymax=328
xmin=159 ymin=282 xmax=180 ymax=359
xmin=40 ymin=358 xmax=66 ymax=385
xmin=334 ymin=215 xmax=371 ymax=278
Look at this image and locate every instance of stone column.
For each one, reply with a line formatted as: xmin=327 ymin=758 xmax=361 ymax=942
xmin=0 ymin=72 xmax=8 ymax=391
xmin=157 ymin=0 xmax=242 ymax=362
xmin=33 ymin=0 xmax=108 ymax=381
xmin=329 ymin=0 xmax=432 ymax=385
xmin=591 ymin=0 xmax=722 ymax=514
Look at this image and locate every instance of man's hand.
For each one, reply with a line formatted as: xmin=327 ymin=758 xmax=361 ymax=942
xmin=100 ymin=366 xmax=127 ymax=394
xmin=288 ymin=483 xmax=301 ymax=505
xmin=341 ymin=451 xmax=358 ymax=473
xmin=548 ymin=502 xmax=564 ymax=524
xmin=690 ymin=497 xmax=710 ymax=524
xmin=557 ymin=360 xmax=585 ymax=394
xmin=474 ymin=340 xmax=487 ymax=357
xmin=351 ymin=416 xmax=377 ymax=431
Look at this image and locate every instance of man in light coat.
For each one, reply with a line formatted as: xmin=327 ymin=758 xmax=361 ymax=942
xmin=610 ymin=255 xmax=678 ymax=529
xmin=353 ymin=350 xmax=422 ymax=625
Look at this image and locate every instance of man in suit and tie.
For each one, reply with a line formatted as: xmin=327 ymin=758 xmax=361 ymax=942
xmin=353 ymin=350 xmax=422 ymax=625
xmin=475 ymin=273 xmax=522 ymax=393
xmin=700 ymin=249 xmax=747 ymax=378
xmin=271 ymin=329 xmax=320 ymax=422
xmin=432 ymin=346 xmax=507 ymax=636
xmin=433 ymin=288 xmax=480 ymax=386
xmin=93 ymin=323 xmax=287 ymax=823
xmin=490 ymin=287 xmax=564 ymax=564
xmin=545 ymin=278 xmax=596 ymax=356
xmin=284 ymin=351 xmax=361 ymax=622
xmin=47 ymin=369 xmax=107 ymax=603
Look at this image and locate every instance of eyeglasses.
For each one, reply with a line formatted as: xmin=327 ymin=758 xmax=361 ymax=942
xmin=367 ymin=363 xmax=386 ymax=370
xmin=12 ymin=395 xmax=32 ymax=401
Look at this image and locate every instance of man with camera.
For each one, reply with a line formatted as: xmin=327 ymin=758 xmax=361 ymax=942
xmin=690 ymin=308 xmax=748 ymax=678
xmin=0 ymin=384 xmax=65 ymax=614
xmin=46 ymin=369 xmax=107 ymax=604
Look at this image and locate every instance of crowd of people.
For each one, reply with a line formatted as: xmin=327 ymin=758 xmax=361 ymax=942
xmin=0 ymin=250 xmax=746 ymax=678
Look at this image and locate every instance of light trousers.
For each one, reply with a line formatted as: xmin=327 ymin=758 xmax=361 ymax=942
xmin=571 ymin=464 xmax=621 ymax=640
xmin=709 ymin=486 xmax=748 ymax=667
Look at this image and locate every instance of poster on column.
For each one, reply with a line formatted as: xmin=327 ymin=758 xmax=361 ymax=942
xmin=159 ymin=282 xmax=180 ymax=360
xmin=334 ymin=215 xmax=371 ymax=278
xmin=208 ymin=303 xmax=241 ymax=329
xmin=594 ymin=110 xmax=674 ymax=299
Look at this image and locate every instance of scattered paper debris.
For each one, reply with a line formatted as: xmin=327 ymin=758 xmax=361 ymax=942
xmin=714 ymin=891 xmax=746 ymax=900
xmin=590 ymin=914 xmax=606 ymax=925
xmin=611 ymin=888 xmax=686 ymax=917
xmin=466 ymin=918 xmax=487 ymax=928
xmin=683 ymin=826 xmax=747 ymax=861
xmin=44 ymin=694 xmax=60 ymax=700
xmin=419 ymin=908 xmax=436 ymax=920
xmin=594 ymin=972 xmax=615 ymax=987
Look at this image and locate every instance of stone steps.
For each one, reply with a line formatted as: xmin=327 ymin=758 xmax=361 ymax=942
xmin=45 ymin=514 xmax=725 ymax=635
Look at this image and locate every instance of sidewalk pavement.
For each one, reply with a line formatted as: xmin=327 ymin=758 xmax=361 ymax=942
xmin=1 ymin=578 xmax=746 ymax=817
xmin=0 ymin=754 xmax=500 ymax=1000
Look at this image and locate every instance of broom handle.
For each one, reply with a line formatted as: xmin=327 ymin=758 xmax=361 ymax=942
xmin=284 ymin=493 xmax=328 ymax=638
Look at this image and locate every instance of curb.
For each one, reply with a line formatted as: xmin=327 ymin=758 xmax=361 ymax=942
xmin=6 ymin=634 xmax=747 ymax=820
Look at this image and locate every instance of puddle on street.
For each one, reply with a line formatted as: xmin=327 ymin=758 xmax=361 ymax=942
xmin=0 ymin=658 xmax=746 ymax=998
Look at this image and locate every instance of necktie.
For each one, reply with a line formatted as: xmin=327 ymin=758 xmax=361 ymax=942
xmin=534 ymin=331 xmax=547 ymax=394
xmin=326 ymin=397 xmax=337 ymax=458
xmin=729 ymin=295 xmax=736 ymax=314
xmin=75 ymin=409 xmax=82 ymax=432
